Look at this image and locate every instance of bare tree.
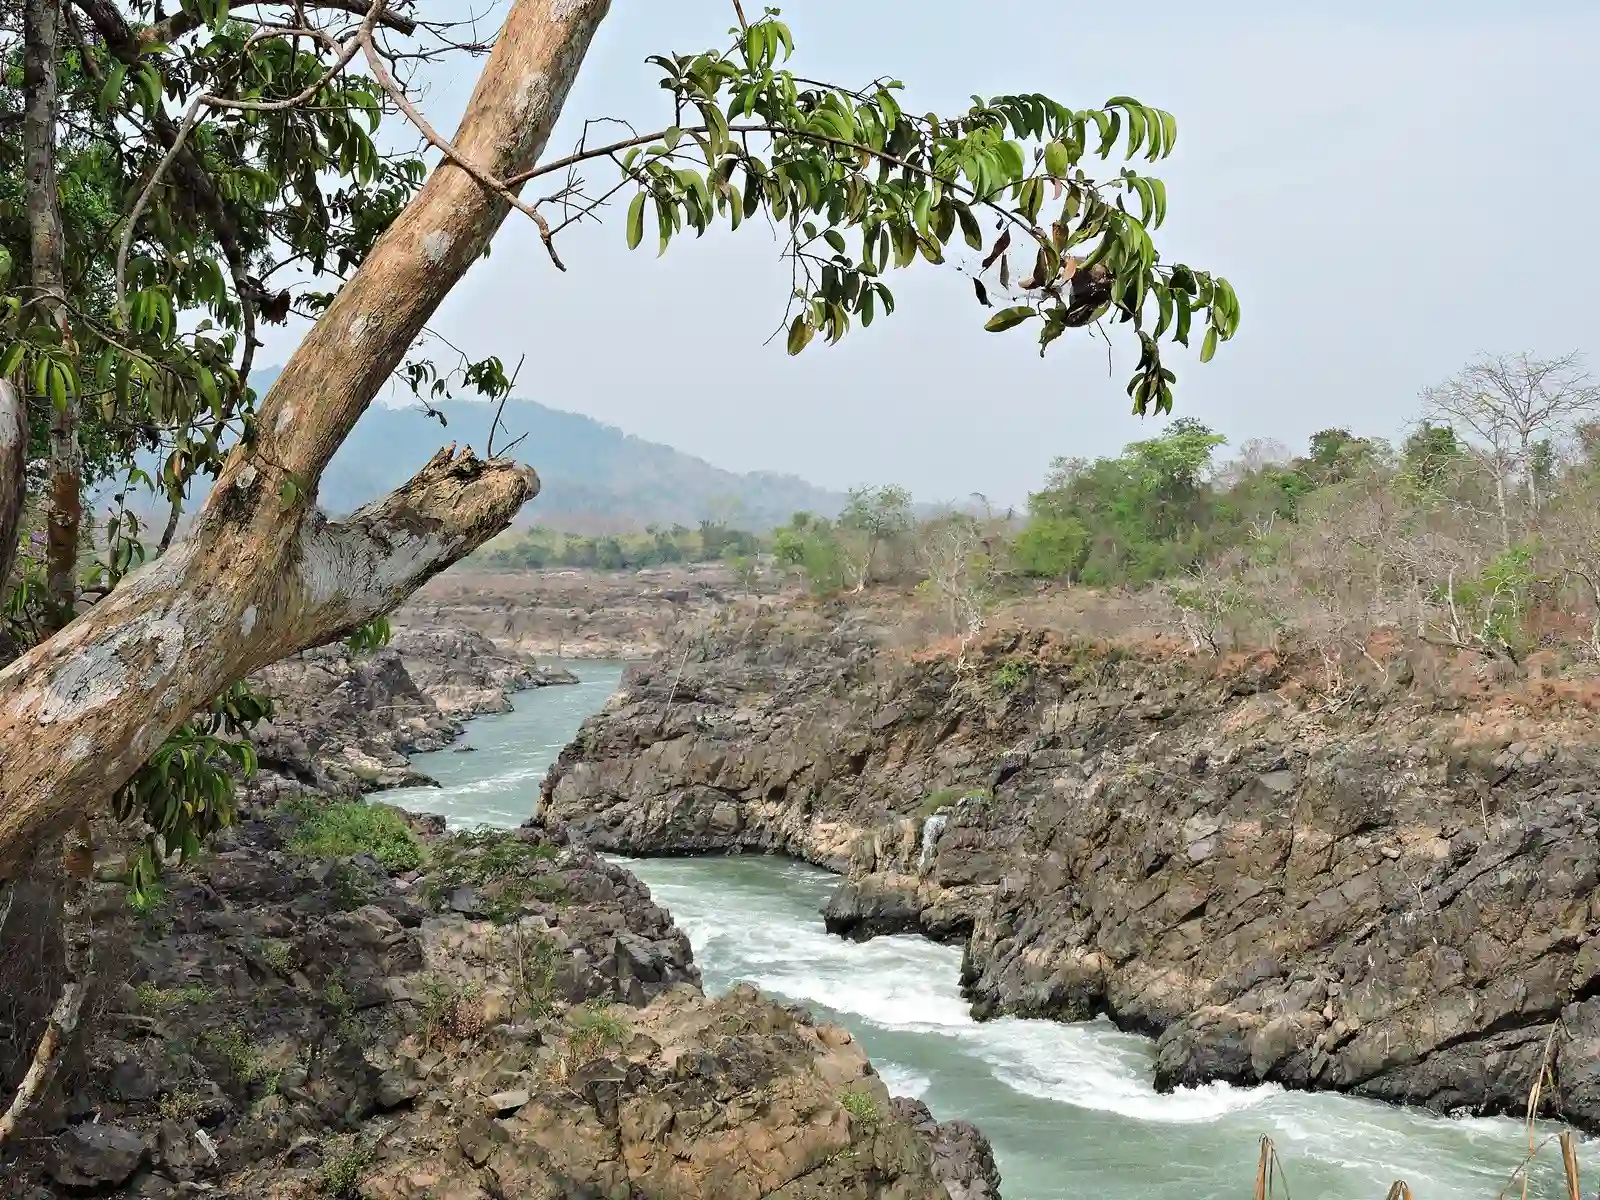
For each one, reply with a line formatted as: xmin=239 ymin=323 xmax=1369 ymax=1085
xmin=1422 ymin=352 xmax=1600 ymax=546
xmin=916 ymin=513 xmax=993 ymax=641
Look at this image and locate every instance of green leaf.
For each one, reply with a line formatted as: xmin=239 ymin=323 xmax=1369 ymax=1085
xmin=1200 ymin=325 xmax=1219 ymax=363
xmin=984 ymin=306 xmax=1037 ymax=332
xmin=1159 ymin=110 xmax=1178 ymax=156
xmin=824 ymin=229 xmax=847 ymax=254
xmin=954 ymin=202 xmax=983 ymax=251
xmin=786 ymin=314 xmax=813 ymax=356
xmin=1039 ymin=312 xmax=1067 ymax=355
xmin=626 ymin=191 xmax=647 ymax=250
xmin=100 ymin=61 xmax=128 ymax=114
xmin=48 ymin=362 xmax=68 ymax=411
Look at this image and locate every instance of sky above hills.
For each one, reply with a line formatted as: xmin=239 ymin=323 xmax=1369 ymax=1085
xmin=254 ymin=0 xmax=1600 ymax=508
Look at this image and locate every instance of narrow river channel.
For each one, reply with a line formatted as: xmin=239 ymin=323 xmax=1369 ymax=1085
xmin=381 ymin=661 xmax=1569 ymax=1200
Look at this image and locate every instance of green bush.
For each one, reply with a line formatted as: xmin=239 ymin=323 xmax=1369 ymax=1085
xmin=1011 ymin=516 xmax=1090 ymax=579
xmin=290 ymin=801 xmax=425 ymax=872
xmin=840 ymin=1088 xmax=882 ymax=1132
xmin=991 ymin=658 xmax=1033 ymax=695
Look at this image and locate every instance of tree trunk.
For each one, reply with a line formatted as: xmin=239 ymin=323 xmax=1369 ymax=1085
xmin=0 ymin=0 xmax=610 ymax=879
xmin=0 ymin=381 xmax=23 ymax=592
xmin=22 ymin=0 xmax=79 ymax=626
xmin=1496 ymin=467 xmax=1510 ymax=551
xmin=1521 ymin=432 xmax=1539 ymax=514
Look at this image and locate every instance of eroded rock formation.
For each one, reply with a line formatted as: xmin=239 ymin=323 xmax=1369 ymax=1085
xmin=541 ymin=604 xmax=1600 ymax=1130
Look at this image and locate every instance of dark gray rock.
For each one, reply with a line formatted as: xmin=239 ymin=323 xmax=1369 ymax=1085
xmin=891 ymin=1097 xmax=1002 ymax=1200
xmin=49 ymin=1124 xmax=149 ymax=1189
xmin=540 ymin=606 xmax=1600 ymax=1131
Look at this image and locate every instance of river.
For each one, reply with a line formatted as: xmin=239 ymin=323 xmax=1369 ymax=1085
xmin=381 ymin=660 xmax=1572 ymax=1200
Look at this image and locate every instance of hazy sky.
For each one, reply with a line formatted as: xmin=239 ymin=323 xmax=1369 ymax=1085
xmin=257 ymin=1 xmax=1600 ymax=508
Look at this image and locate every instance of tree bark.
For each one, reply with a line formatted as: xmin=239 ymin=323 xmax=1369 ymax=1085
xmin=23 ymin=0 xmax=79 ymax=627
xmin=0 ymin=381 xmax=23 ymax=592
xmin=0 ymin=0 xmax=610 ymax=879
xmin=1496 ymin=467 xmax=1510 ymax=552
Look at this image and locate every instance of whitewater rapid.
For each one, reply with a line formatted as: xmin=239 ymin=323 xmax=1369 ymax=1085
xmin=382 ymin=660 xmax=1577 ymax=1200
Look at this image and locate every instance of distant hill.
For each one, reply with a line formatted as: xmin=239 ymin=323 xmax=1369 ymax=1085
xmin=141 ymin=366 xmax=847 ymax=532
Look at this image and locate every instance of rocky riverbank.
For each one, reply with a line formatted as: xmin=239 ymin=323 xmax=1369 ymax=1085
xmin=244 ymin=626 xmax=575 ymax=799
xmin=397 ymin=564 xmax=749 ymax=660
xmin=539 ymin=601 xmax=1600 ymax=1132
xmin=1 ymin=623 xmax=999 ymax=1199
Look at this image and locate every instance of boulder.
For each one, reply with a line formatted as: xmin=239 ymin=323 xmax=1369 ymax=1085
xmin=49 ymin=1123 xmax=149 ymax=1189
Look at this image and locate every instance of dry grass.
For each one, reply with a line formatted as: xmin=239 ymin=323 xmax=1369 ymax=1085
xmin=1254 ymin=1024 xmax=1586 ymax=1200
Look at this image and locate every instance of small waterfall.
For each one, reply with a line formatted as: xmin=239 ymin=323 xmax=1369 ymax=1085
xmin=919 ymin=812 xmax=950 ymax=872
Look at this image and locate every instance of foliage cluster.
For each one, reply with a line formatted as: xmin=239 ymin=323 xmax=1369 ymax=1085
xmin=484 ymin=519 xmax=759 ymax=571
xmin=288 ymin=800 xmax=425 ymax=874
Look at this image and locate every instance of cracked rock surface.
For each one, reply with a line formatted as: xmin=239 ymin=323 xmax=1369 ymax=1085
xmin=541 ymin=604 xmax=1600 ymax=1130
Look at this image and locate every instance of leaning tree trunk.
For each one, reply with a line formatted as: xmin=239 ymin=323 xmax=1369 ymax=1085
xmin=0 ymin=0 xmax=611 ymax=880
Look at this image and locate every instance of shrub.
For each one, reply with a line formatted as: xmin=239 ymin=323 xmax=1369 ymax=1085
xmin=422 ymin=830 xmax=567 ymax=922
xmin=290 ymin=801 xmax=424 ymax=872
xmin=135 ymin=982 xmax=216 ymax=1010
xmin=1011 ymin=515 xmax=1090 ymax=579
xmin=317 ymin=1136 xmax=375 ymax=1198
xmin=418 ymin=975 xmax=486 ymax=1047
xmin=990 ymin=657 xmax=1033 ymax=695
xmin=840 ymin=1088 xmax=882 ymax=1132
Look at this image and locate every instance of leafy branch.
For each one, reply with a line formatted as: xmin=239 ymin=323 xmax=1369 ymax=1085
xmin=510 ymin=9 xmax=1238 ymax=412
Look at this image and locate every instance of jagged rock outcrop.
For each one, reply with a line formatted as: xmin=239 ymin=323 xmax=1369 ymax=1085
xmin=244 ymin=627 xmax=573 ymax=798
xmin=2 ymin=629 xmax=991 ymax=1199
xmin=540 ymin=603 xmax=1600 ymax=1131
xmin=388 ymin=625 xmax=577 ymax=717
xmin=3 ymin=803 xmax=983 ymax=1197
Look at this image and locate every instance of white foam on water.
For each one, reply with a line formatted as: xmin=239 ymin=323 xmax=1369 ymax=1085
xmin=390 ymin=674 xmax=1589 ymax=1200
xmin=650 ymin=876 xmax=973 ymax=1032
xmin=878 ymin=1063 xmax=932 ymax=1099
xmin=961 ymin=1015 xmax=1279 ymax=1124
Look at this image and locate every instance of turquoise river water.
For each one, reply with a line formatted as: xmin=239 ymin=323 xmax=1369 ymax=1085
xmin=381 ymin=660 xmax=1575 ymax=1200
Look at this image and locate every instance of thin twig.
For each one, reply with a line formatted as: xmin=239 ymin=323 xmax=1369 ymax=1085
xmin=486 ymin=353 xmax=524 ymax=458
xmin=358 ymin=26 xmax=566 ymax=269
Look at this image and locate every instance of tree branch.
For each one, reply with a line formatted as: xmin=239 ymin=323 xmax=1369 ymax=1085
xmin=238 ymin=0 xmax=608 ymax=495
xmin=145 ymin=0 xmax=419 ymax=44
xmin=281 ymin=446 xmax=538 ymax=649
xmin=500 ymin=120 xmax=1052 ymax=261
xmin=358 ymin=25 xmax=567 ymax=270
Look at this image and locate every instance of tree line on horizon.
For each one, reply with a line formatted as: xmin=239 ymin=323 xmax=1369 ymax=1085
xmin=507 ymin=351 xmax=1600 ymax=678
